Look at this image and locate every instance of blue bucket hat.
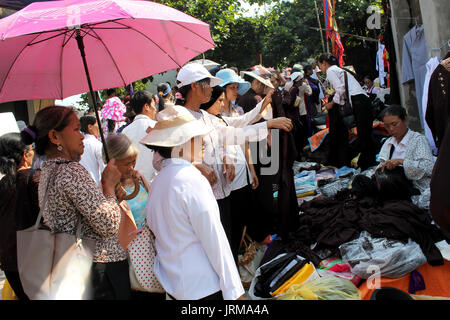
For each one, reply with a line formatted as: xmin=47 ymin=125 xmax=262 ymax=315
xmin=216 ymin=68 xmax=251 ymax=96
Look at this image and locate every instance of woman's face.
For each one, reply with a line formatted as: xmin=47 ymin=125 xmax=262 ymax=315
xmin=115 ymin=153 xmax=137 ymax=179
xmin=206 ymin=92 xmax=225 ymax=116
xmin=383 ymin=114 xmax=408 ymax=141
xmin=270 ymin=76 xmax=280 ymax=89
xmin=194 ymin=79 xmax=213 ymax=104
xmin=318 ymin=61 xmax=328 ymax=74
xmin=88 ymin=122 xmax=99 ymax=138
xmin=225 ymin=83 xmax=239 ymax=101
xmin=56 ymin=114 xmax=85 ymax=161
xmin=23 ymin=145 xmax=34 ymax=168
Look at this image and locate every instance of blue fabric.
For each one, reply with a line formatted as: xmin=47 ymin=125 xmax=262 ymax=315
xmin=125 ymin=183 xmax=148 ymax=229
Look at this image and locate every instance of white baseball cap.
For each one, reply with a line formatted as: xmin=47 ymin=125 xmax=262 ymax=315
xmin=290 ymin=71 xmax=304 ymax=82
xmin=177 ymin=63 xmax=223 ymax=88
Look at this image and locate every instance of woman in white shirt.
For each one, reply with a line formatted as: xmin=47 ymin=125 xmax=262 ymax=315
xmin=79 ymin=115 xmax=105 ymax=185
xmin=318 ymin=53 xmax=377 ymax=170
xmin=378 ymin=105 xmax=435 ymax=209
xmin=141 ymin=104 xmax=245 ymax=300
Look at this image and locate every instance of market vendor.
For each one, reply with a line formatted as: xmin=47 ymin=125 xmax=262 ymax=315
xmin=378 ymin=105 xmax=435 ymax=209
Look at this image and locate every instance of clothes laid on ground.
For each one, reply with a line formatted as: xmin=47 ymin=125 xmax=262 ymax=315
xmin=358 ymin=260 xmax=450 ymax=299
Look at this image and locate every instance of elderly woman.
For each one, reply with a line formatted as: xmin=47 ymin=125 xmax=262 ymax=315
xmin=378 ymin=105 xmax=435 ymax=209
xmin=23 ymin=106 xmax=129 ymax=300
xmin=102 ymin=133 xmax=165 ymax=300
xmin=141 ymin=104 xmax=245 ymax=300
xmin=0 ymin=132 xmax=37 ymax=300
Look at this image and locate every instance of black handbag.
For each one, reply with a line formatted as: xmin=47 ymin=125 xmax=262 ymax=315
xmin=339 ymin=71 xmax=356 ymax=129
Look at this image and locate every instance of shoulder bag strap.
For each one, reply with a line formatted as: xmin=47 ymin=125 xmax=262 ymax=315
xmin=343 ymin=70 xmax=352 ymax=107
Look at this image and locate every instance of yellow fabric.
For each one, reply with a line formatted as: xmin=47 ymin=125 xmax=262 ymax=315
xmin=271 ymin=263 xmax=317 ymax=296
xmin=277 ymin=276 xmax=361 ymax=300
xmin=1 ymin=278 xmax=18 ymax=300
xmin=296 ymin=190 xmax=316 ymax=198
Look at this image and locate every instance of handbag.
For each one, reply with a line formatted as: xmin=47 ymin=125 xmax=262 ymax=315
xmin=339 ymin=71 xmax=356 ymax=129
xmin=127 ymin=225 xmax=165 ymax=293
xmin=16 ymin=162 xmax=96 ymax=300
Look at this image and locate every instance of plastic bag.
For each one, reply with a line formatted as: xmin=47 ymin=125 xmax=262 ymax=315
xmin=339 ymin=231 xmax=427 ymax=279
xmin=277 ymin=276 xmax=361 ymax=300
xmin=294 ymin=170 xmax=317 ymax=195
xmin=1 ymin=278 xmax=18 ymax=300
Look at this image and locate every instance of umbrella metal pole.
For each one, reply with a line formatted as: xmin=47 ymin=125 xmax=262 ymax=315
xmin=75 ymin=29 xmax=110 ymax=162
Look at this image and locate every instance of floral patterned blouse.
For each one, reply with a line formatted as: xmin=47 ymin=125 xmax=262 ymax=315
xmin=39 ymin=158 xmax=126 ymax=263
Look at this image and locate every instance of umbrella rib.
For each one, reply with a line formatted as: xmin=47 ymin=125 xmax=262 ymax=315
xmin=170 ymin=21 xmax=215 ymax=46
xmin=0 ymin=33 xmax=41 ymax=95
xmin=86 ymin=26 xmax=127 ymax=87
xmin=28 ymin=30 xmax=71 ymax=46
xmin=110 ymin=20 xmax=182 ymax=68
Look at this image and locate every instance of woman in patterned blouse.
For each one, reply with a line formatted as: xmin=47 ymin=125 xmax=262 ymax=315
xmin=378 ymin=105 xmax=435 ymax=209
xmin=23 ymin=106 xmax=130 ymax=300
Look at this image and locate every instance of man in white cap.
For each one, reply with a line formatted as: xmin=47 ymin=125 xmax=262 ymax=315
xmin=140 ymin=104 xmax=244 ymax=300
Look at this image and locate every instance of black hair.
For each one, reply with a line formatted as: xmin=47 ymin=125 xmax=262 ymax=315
xmin=145 ymin=145 xmax=173 ymax=159
xmin=106 ymin=89 xmax=115 ymax=97
xmin=130 ymin=90 xmax=155 ymax=114
xmin=200 ymin=86 xmax=225 ymax=111
xmin=21 ymin=106 xmax=76 ymax=156
xmin=80 ymin=115 xmax=97 ymax=134
xmin=0 ymin=132 xmax=30 ymax=189
xmin=243 ymin=74 xmax=256 ymax=84
xmin=364 ymin=75 xmax=373 ymax=82
xmin=381 ymin=104 xmax=407 ymax=121
xmin=317 ymin=53 xmax=339 ymax=66
xmin=157 ymin=82 xmax=171 ymax=111
xmin=304 ymin=64 xmax=314 ymax=73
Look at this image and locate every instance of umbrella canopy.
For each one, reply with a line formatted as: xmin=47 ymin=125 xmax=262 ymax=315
xmin=0 ymin=0 xmax=215 ymax=103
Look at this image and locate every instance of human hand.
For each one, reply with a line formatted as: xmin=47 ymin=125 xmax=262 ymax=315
xmin=267 ymin=117 xmax=293 ymax=132
xmin=322 ymin=101 xmax=334 ymax=112
xmin=378 ymin=159 xmax=403 ymax=172
xmin=101 ymin=159 xmax=121 ymax=196
xmin=194 ymin=162 xmax=218 ymax=186
xmin=223 ymin=157 xmax=235 ymax=183
xmin=115 ymin=184 xmax=127 ymax=203
xmin=250 ymin=169 xmax=259 ymax=189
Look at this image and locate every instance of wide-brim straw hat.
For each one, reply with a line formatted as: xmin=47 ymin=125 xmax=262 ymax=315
xmin=140 ymin=104 xmax=212 ymax=147
xmin=240 ymin=65 xmax=274 ymax=89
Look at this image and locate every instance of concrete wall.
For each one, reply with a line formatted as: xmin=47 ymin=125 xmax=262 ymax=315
xmin=419 ymin=0 xmax=450 ymax=58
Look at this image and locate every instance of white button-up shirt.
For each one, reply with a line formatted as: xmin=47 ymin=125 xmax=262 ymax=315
xmin=146 ymin=158 xmax=244 ymax=300
xmin=326 ymin=65 xmax=368 ymax=105
xmin=79 ymin=133 xmax=105 ymax=185
xmin=122 ymin=114 xmax=157 ymax=184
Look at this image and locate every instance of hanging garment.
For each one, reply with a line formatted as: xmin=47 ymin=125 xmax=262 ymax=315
xmin=401 ymin=25 xmax=429 ymax=129
xmin=425 ymin=60 xmax=450 ymax=151
xmin=376 ymin=41 xmax=387 ymax=88
xmin=421 ymin=57 xmax=441 ymax=155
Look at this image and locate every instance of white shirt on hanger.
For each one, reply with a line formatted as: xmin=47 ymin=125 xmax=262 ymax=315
xmin=146 ymin=158 xmax=244 ymax=300
xmin=79 ymin=133 xmax=105 ymax=186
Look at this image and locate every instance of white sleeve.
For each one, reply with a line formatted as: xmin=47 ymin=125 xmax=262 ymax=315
xmin=327 ymin=68 xmax=345 ymax=105
xmin=218 ymin=122 xmax=269 ymax=146
xmin=403 ymin=135 xmax=435 ymax=181
xmin=223 ymin=98 xmax=268 ymax=127
xmin=186 ymin=179 xmax=245 ymax=300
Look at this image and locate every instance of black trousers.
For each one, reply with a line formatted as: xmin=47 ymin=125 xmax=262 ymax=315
xmin=228 ymin=185 xmax=253 ymax=260
xmin=4 ymin=270 xmax=29 ymax=300
xmin=91 ymin=260 xmax=131 ymax=300
xmin=327 ymin=94 xmax=377 ymax=170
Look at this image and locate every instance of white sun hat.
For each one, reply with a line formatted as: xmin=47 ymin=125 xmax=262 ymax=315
xmin=176 ymin=62 xmax=223 ymax=88
xmin=140 ymin=104 xmax=212 ymax=147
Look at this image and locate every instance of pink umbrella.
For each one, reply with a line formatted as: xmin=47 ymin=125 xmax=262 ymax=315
xmin=100 ymin=96 xmax=126 ymax=121
xmin=0 ymin=0 xmax=215 ymax=159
